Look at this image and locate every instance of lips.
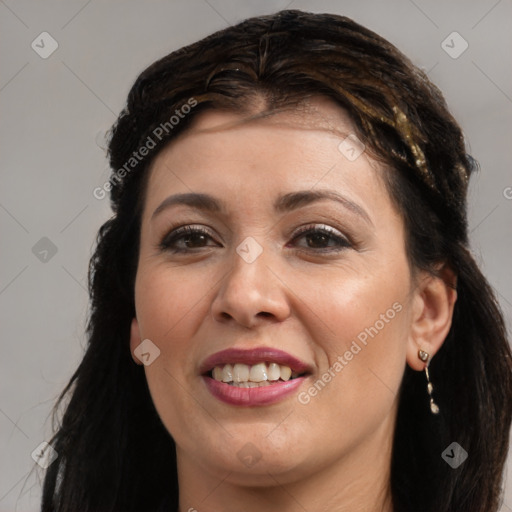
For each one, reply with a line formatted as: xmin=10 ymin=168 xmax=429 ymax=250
xmin=200 ymin=347 xmax=312 ymax=406
xmin=199 ymin=347 xmax=311 ymax=375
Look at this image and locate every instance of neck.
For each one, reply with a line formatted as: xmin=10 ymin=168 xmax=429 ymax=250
xmin=176 ymin=411 xmax=395 ymax=512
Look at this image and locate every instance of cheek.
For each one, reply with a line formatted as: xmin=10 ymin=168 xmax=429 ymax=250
xmin=319 ymin=276 xmax=408 ymax=366
xmin=134 ymin=265 xmax=215 ymax=423
xmin=296 ymin=269 xmax=409 ymax=438
xmin=135 ymin=263 xmax=210 ymax=345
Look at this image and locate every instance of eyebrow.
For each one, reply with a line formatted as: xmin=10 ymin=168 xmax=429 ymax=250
xmin=151 ymin=189 xmax=372 ymax=225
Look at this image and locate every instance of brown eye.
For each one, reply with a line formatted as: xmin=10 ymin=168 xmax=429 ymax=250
xmin=290 ymin=225 xmax=352 ymax=253
xmin=160 ymin=226 xmax=219 ymax=253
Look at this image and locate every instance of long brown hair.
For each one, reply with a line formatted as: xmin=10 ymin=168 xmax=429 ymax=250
xmin=42 ymin=10 xmax=512 ymax=512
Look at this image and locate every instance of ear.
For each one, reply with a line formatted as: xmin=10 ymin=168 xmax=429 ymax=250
xmin=406 ymin=265 xmax=457 ymax=371
xmin=130 ymin=317 xmax=144 ymax=366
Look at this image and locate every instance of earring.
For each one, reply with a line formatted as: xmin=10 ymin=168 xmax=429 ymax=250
xmin=418 ymin=349 xmax=440 ymax=414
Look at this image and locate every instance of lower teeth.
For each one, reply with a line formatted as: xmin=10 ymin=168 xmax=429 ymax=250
xmin=226 ymin=378 xmax=294 ymax=387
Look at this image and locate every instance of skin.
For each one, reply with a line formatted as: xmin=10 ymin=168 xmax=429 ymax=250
xmin=130 ymin=97 xmax=457 ymax=512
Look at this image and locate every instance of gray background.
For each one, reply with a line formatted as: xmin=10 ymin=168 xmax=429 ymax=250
xmin=1 ymin=0 xmax=511 ymax=510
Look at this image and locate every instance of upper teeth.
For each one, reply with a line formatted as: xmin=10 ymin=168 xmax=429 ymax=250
xmin=212 ymin=362 xmax=297 ymax=383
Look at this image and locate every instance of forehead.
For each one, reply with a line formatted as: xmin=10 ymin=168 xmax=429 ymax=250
xmin=142 ymin=97 xmax=394 ymax=222
xmin=184 ymin=95 xmax=358 ymax=139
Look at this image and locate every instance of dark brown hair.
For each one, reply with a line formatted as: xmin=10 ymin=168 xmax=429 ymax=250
xmin=42 ymin=9 xmax=512 ymax=512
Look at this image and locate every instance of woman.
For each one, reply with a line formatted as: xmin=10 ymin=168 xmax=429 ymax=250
xmin=41 ymin=9 xmax=512 ymax=512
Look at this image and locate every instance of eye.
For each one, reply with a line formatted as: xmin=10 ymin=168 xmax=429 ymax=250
xmin=159 ymin=223 xmax=353 ymax=254
xmin=289 ymin=224 xmax=352 ymax=253
xmin=159 ymin=225 xmax=219 ymax=253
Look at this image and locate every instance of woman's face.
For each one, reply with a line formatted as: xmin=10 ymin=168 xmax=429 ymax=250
xmin=131 ymin=98 xmax=417 ymax=485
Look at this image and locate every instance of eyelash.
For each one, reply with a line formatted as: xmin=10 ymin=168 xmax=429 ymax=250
xmin=159 ymin=224 xmax=353 ymax=254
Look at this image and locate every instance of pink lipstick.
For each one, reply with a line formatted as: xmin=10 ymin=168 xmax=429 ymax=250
xmin=200 ymin=347 xmax=311 ymax=406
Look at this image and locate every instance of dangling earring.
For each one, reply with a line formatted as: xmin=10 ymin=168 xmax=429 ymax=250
xmin=418 ymin=349 xmax=440 ymax=414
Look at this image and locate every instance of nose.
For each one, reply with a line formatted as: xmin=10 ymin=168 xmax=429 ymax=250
xmin=210 ymin=243 xmax=291 ymax=329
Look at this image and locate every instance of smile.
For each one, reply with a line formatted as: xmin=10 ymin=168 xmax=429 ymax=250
xmin=211 ymin=362 xmax=302 ymax=386
xmin=200 ymin=347 xmax=311 ymax=406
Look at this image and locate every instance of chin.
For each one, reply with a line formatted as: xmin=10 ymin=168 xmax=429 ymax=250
xmin=193 ymin=425 xmax=314 ymax=481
